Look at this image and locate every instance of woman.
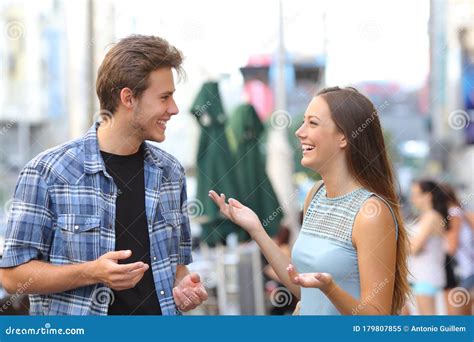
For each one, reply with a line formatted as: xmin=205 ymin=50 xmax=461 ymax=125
xmin=443 ymin=184 xmax=473 ymax=315
xmin=209 ymin=86 xmax=410 ymax=315
xmin=407 ymin=180 xmax=448 ymax=315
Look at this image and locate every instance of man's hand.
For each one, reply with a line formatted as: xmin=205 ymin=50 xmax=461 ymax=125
xmin=172 ymin=273 xmax=208 ymax=312
xmin=90 ymin=250 xmax=149 ymax=291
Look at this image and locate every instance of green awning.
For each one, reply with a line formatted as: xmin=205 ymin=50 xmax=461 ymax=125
xmin=190 ymin=81 xmax=240 ymax=246
xmin=226 ymin=103 xmax=282 ymax=241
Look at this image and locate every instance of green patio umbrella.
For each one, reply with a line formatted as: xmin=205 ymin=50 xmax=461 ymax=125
xmin=226 ymin=103 xmax=282 ymax=241
xmin=190 ymin=81 xmax=240 ymax=247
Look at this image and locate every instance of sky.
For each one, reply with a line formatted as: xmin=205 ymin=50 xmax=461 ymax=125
xmin=112 ymin=0 xmax=430 ymax=89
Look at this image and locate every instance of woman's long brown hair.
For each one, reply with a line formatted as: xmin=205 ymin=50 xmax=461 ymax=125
xmin=317 ymin=86 xmax=410 ymax=314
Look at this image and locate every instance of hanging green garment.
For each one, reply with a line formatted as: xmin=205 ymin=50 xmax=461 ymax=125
xmin=190 ymin=81 xmax=240 ymax=246
xmin=226 ymin=103 xmax=282 ymax=241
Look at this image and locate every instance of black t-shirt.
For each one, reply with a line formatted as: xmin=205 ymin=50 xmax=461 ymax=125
xmin=101 ymin=146 xmax=162 ymax=315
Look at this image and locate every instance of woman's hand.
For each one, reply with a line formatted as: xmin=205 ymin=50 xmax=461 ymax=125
xmin=208 ymin=190 xmax=262 ymax=236
xmin=287 ymin=264 xmax=334 ymax=293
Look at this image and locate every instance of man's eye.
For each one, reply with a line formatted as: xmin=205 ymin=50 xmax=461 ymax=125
xmin=161 ymin=96 xmax=169 ymax=101
xmin=310 ymin=121 xmax=318 ymax=125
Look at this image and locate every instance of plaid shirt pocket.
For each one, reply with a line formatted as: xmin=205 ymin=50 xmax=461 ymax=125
xmin=157 ymin=211 xmax=180 ymax=253
xmin=52 ymin=214 xmax=101 ymax=263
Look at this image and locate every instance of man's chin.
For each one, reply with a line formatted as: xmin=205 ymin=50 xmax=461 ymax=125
xmin=146 ymin=133 xmax=165 ymax=143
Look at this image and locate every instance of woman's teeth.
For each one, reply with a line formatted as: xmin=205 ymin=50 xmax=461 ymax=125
xmin=302 ymin=144 xmax=315 ymax=151
xmin=158 ymin=120 xmax=167 ymax=127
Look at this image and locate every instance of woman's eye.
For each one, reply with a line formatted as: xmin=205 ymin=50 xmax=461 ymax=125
xmin=161 ymin=96 xmax=169 ymax=101
xmin=310 ymin=121 xmax=318 ymax=125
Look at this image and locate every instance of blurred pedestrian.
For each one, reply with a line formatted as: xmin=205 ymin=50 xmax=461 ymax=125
xmin=443 ymin=184 xmax=473 ymax=315
xmin=407 ymin=180 xmax=448 ymax=315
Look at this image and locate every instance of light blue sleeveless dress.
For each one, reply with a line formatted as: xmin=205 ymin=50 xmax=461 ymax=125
xmin=292 ymin=185 xmax=398 ymax=315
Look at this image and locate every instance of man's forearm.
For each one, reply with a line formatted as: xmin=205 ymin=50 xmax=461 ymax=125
xmin=2 ymin=260 xmax=98 ymax=295
xmin=174 ymin=264 xmax=190 ymax=287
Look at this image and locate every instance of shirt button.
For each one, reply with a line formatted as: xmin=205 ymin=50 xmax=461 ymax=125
xmin=160 ymin=290 xmax=165 ymax=296
xmin=74 ymin=225 xmax=79 ymax=230
xmin=153 ymin=256 xmax=157 ymax=261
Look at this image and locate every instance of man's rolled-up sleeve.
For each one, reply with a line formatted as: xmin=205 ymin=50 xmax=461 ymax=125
xmin=0 ymin=166 xmax=54 ymax=268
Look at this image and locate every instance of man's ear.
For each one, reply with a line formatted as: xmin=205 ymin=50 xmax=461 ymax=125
xmin=119 ymin=87 xmax=134 ymax=109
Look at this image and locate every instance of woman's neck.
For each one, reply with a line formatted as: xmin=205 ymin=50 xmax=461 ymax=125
xmin=421 ymin=207 xmax=435 ymax=216
xmin=319 ymin=160 xmax=361 ymax=198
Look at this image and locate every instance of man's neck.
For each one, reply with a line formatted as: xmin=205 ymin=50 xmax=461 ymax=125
xmin=97 ymin=121 xmax=143 ymax=156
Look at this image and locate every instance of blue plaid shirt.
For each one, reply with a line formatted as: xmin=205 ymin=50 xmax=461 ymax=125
xmin=0 ymin=123 xmax=193 ymax=315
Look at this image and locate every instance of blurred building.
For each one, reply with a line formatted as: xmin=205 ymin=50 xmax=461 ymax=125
xmin=0 ymin=0 xmax=69 ymax=210
xmin=429 ymin=0 xmax=474 ymax=206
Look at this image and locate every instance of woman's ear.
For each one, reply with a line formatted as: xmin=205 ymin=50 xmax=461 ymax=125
xmin=339 ymin=134 xmax=348 ymax=149
xmin=425 ymin=191 xmax=433 ymax=203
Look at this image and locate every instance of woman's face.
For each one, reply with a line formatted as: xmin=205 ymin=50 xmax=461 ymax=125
xmin=295 ymin=96 xmax=347 ymax=172
xmin=410 ymin=183 xmax=431 ymax=211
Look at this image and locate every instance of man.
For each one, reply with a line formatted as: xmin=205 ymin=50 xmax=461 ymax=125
xmin=0 ymin=35 xmax=207 ymax=315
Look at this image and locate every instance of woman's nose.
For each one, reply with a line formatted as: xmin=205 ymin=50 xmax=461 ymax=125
xmin=295 ymin=124 xmax=305 ymax=139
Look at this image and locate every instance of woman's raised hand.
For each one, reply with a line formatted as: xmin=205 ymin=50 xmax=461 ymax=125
xmin=208 ymin=190 xmax=262 ymax=236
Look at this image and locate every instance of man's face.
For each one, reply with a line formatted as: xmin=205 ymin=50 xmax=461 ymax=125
xmin=130 ymin=67 xmax=179 ymax=143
